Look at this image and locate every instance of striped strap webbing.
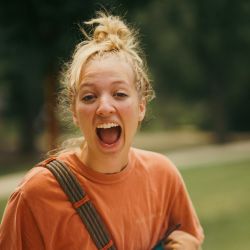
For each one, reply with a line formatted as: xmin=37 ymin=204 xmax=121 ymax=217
xmin=46 ymin=159 xmax=116 ymax=250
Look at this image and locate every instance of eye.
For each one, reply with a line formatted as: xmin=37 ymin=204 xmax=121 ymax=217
xmin=81 ymin=94 xmax=96 ymax=103
xmin=114 ymin=92 xmax=128 ymax=99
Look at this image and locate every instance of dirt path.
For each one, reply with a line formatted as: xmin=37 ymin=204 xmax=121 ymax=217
xmin=0 ymin=172 xmax=26 ymax=199
xmin=166 ymin=140 xmax=250 ymax=169
xmin=0 ymin=140 xmax=249 ymax=199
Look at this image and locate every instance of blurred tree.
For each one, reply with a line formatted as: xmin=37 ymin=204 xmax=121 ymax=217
xmin=193 ymin=0 xmax=250 ymax=141
xmin=0 ymin=0 xmax=97 ymax=153
xmin=1 ymin=0 xmax=249 ymax=154
xmin=134 ymin=0 xmax=250 ymax=142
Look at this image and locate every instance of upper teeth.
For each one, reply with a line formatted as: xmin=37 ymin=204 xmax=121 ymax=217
xmin=96 ymin=123 xmax=119 ymax=129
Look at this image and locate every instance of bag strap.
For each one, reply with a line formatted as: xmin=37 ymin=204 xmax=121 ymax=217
xmin=46 ymin=159 xmax=116 ymax=250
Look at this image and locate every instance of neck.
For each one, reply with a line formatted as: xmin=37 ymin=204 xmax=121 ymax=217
xmin=77 ymin=146 xmax=129 ymax=174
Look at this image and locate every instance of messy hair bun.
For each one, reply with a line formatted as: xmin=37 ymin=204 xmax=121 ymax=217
xmin=86 ymin=13 xmax=132 ymax=50
xmin=61 ymin=12 xmax=155 ymax=107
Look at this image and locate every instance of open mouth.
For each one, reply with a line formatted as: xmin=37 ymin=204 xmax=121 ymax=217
xmin=96 ymin=123 xmax=122 ymax=145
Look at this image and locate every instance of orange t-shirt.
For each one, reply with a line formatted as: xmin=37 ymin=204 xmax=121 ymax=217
xmin=0 ymin=148 xmax=204 ymax=249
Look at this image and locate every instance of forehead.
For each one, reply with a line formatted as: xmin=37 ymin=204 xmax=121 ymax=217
xmin=80 ymin=53 xmax=135 ymax=86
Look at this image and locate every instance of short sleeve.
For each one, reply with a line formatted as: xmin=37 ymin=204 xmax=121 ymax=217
xmin=0 ymin=190 xmax=45 ymax=250
xmin=168 ymin=174 xmax=204 ymax=244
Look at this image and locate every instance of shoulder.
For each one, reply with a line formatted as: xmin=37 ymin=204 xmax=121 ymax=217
xmin=13 ymin=154 xmax=74 ymax=202
xmin=15 ymin=165 xmax=55 ymax=200
xmin=131 ymin=147 xmax=181 ymax=179
xmin=4 ymin=165 xmax=55 ymax=217
xmin=132 ymin=147 xmax=176 ymax=168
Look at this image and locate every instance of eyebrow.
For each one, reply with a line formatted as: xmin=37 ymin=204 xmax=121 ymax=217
xmin=79 ymin=81 xmax=128 ymax=89
xmin=79 ymin=82 xmax=94 ymax=88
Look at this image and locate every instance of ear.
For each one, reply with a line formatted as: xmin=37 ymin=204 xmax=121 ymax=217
xmin=138 ymin=98 xmax=146 ymax=122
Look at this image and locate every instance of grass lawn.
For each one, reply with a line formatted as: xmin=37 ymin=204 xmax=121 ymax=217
xmin=180 ymin=160 xmax=250 ymax=250
xmin=1 ymin=160 xmax=249 ymax=250
xmin=0 ymin=198 xmax=7 ymax=221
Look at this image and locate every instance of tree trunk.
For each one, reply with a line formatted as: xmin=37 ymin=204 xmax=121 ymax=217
xmin=44 ymin=72 xmax=59 ymax=151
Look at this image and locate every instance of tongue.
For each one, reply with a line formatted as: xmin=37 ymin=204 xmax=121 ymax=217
xmin=98 ymin=127 xmax=119 ymax=145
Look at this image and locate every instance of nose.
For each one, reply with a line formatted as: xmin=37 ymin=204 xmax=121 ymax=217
xmin=96 ymin=96 xmax=115 ymax=117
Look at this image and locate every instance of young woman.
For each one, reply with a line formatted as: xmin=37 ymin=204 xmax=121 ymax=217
xmin=0 ymin=12 xmax=204 ymax=250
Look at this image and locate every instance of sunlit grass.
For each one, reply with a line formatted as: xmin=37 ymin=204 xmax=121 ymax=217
xmin=0 ymin=198 xmax=7 ymax=221
xmin=181 ymin=160 xmax=250 ymax=250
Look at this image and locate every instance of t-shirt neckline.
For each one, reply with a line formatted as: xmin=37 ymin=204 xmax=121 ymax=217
xmin=62 ymin=149 xmax=135 ymax=185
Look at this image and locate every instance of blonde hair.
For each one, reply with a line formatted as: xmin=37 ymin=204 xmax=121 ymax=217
xmin=54 ymin=12 xmax=155 ymax=155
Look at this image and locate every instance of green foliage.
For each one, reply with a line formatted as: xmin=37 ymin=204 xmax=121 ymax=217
xmin=0 ymin=0 xmax=249 ymax=153
xmin=133 ymin=0 xmax=250 ymax=135
xmin=0 ymin=0 xmax=102 ymax=152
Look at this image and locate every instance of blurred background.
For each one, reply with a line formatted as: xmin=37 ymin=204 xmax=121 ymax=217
xmin=0 ymin=0 xmax=250 ymax=249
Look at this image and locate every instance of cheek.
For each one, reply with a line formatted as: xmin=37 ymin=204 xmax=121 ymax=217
xmin=121 ymin=101 xmax=140 ymax=122
xmin=76 ymin=103 xmax=94 ymax=118
xmin=74 ymin=104 xmax=95 ymax=133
